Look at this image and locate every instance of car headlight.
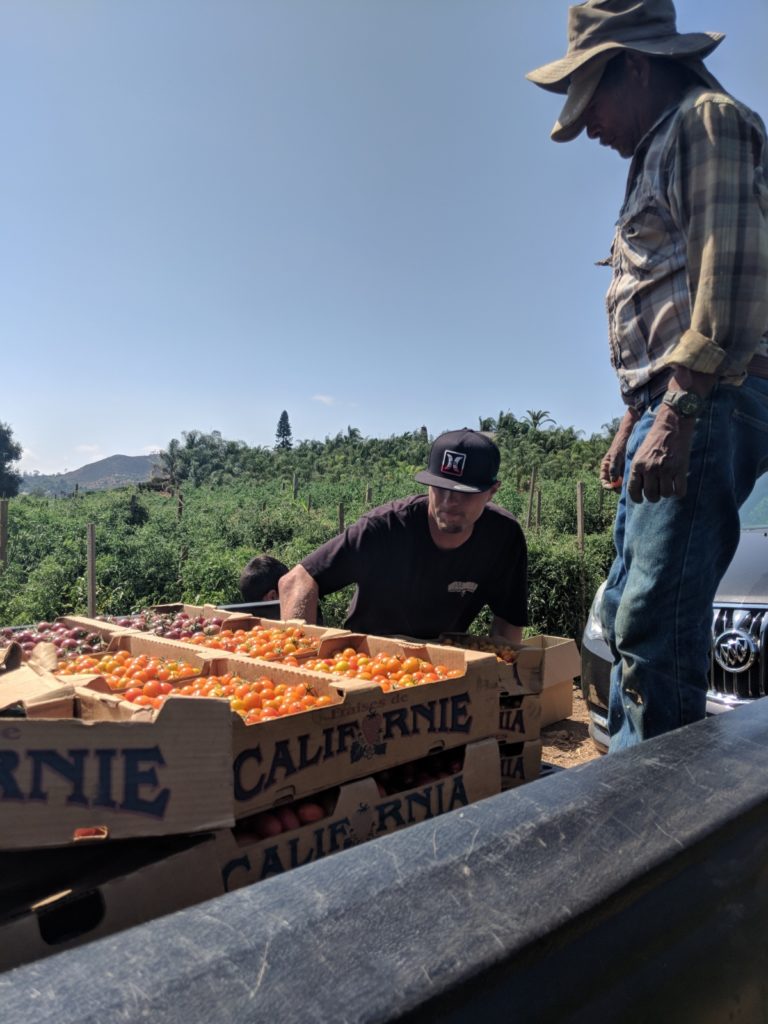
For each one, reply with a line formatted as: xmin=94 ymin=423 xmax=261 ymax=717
xmin=584 ymin=581 xmax=607 ymax=642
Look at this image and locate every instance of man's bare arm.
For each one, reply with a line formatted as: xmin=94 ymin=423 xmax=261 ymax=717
xmin=490 ymin=617 xmax=523 ymax=644
xmin=278 ymin=565 xmax=320 ymax=623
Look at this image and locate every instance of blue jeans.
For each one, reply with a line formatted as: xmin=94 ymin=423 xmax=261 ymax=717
xmin=602 ymin=376 xmax=768 ymax=751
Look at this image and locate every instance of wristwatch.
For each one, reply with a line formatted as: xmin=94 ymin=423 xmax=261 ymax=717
xmin=661 ymin=389 xmax=706 ymax=418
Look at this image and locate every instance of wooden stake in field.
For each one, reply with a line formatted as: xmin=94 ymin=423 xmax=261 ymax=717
xmin=292 ymin=473 xmax=299 ymax=499
xmin=576 ymin=481 xmax=586 ymax=634
xmin=525 ymin=466 xmax=538 ymax=529
xmin=338 ymin=502 xmax=345 ymax=533
xmin=0 ymin=499 xmax=7 ymax=568
xmin=87 ymin=523 xmax=96 ymax=617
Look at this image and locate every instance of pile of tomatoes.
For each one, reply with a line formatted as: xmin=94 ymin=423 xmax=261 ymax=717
xmin=441 ymin=636 xmax=519 ymax=664
xmin=301 ymin=647 xmax=463 ymax=691
xmin=237 ymin=795 xmax=332 ymax=840
xmin=99 ymin=609 xmax=224 ymax=640
xmin=55 ymin=650 xmax=202 ymax=691
xmin=124 ymin=672 xmax=338 ymax=722
xmin=2 ymin=622 xmax=108 ymax=658
xmin=185 ymin=625 xmax=318 ymax=663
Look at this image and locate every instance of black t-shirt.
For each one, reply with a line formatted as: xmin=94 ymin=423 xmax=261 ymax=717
xmin=301 ymin=494 xmax=527 ymax=639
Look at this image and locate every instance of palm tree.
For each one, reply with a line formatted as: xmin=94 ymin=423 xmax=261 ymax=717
xmin=157 ymin=438 xmax=183 ymax=489
xmin=523 ymin=409 xmax=555 ymax=430
xmin=600 ymin=417 xmax=623 ymax=439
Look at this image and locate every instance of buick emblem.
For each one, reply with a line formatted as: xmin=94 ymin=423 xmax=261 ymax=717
xmin=714 ymin=630 xmax=757 ymax=673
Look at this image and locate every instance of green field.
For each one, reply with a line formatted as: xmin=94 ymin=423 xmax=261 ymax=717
xmin=0 ymin=422 xmax=618 ymax=642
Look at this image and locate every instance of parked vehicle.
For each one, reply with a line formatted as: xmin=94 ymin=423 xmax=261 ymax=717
xmin=581 ymin=473 xmax=768 ymax=751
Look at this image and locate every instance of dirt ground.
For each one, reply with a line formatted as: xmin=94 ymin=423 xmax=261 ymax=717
xmin=541 ymin=683 xmax=604 ymax=769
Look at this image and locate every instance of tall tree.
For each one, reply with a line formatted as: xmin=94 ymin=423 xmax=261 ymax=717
xmin=0 ymin=422 xmax=22 ymax=498
xmin=524 ymin=409 xmax=555 ymax=431
xmin=157 ymin=437 xmax=183 ymax=489
xmin=275 ymin=411 xmax=293 ymax=450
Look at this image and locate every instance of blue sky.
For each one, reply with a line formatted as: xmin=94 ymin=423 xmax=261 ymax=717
xmin=2 ymin=1 xmax=766 ymax=474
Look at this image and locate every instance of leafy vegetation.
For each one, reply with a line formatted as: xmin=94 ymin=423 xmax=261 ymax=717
xmin=0 ymin=422 xmax=22 ymax=499
xmin=0 ymin=418 xmax=618 ymax=642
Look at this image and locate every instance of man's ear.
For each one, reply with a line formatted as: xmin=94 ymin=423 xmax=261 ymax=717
xmin=625 ymin=50 xmax=650 ymax=85
xmin=488 ymin=481 xmax=501 ymax=500
xmin=263 ymin=588 xmax=278 ymax=601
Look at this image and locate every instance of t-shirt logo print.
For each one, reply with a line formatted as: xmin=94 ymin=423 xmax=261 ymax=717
xmin=441 ymin=450 xmax=466 ymax=477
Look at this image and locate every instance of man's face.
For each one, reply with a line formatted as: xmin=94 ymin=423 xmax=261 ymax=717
xmin=428 ymin=483 xmax=499 ymax=536
xmin=583 ymin=53 xmax=653 ymax=159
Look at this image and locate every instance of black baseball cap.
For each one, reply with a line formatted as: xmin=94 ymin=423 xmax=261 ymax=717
xmin=415 ymin=429 xmax=500 ymax=493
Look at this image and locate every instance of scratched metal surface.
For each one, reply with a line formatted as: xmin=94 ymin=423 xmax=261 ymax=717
xmin=3 ymin=701 xmax=768 ymax=1023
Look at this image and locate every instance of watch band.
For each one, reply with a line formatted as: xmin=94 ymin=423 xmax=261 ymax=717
xmin=661 ymin=389 xmax=705 ymax=418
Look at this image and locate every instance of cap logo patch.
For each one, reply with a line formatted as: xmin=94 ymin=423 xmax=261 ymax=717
xmin=440 ymin=450 xmax=466 ymax=477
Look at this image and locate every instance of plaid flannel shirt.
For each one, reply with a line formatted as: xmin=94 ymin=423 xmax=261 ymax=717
xmin=605 ymin=86 xmax=768 ymax=402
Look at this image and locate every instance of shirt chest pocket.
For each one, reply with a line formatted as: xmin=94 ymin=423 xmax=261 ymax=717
xmin=614 ymin=200 xmax=679 ymax=275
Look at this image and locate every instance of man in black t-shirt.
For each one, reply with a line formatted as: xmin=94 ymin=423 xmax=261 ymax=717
xmin=278 ymin=430 xmax=527 ymax=641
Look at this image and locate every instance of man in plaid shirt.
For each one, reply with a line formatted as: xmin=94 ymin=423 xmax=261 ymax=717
xmin=529 ymin=0 xmax=768 ymax=748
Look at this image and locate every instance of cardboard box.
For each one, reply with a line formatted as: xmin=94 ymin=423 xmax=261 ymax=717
xmin=365 ymin=737 xmax=500 ymax=839
xmin=223 ymin=638 xmax=504 ymax=819
xmin=68 ymin=604 xmax=261 ymax=632
xmin=498 ymin=739 xmax=542 ymax=789
xmin=540 ymin=677 xmax=574 ymax=727
xmin=439 ymin=633 xmax=580 ymax=698
xmin=217 ymin=738 xmax=500 ymax=889
xmin=53 ymin=632 xmax=212 ymax=690
xmin=0 ymin=672 xmax=234 ymax=849
xmin=299 ymin=632 xmax=506 ymax=684
xmin=147 ymin=602 xmax=261 ymax=631
xmin=1 ymin=620 xmax=133 ymax=666
xmin=0 ymin=834 xmax=223 ymax=972
xmin=513 ymin=635 xmax=580 ymax=695
xmin=30 ymin=632 xmax=504 ymax=831
xmin=497 ymin=693 xmax=542 ymax=743
xmin=217 ymin=780 xmax=378 ymax=890
xmin=53 ymin=615 xmax=135 ymax=638
xmin=160 ymin=616 xmax=349 ymax=660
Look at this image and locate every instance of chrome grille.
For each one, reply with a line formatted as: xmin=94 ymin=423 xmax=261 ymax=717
xmin=710 ymin=607 xmax=768 ymax=700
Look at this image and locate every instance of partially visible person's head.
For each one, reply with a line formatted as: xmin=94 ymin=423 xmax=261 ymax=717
xmin=526 ymin=0 xmax=724 ymax=148
xmin=239 ymin=555 xmax=289 ymax=602
xmin=415 ymin=429 xmax=501 ymax=537
xmin=582 ymin=51 xmax=705 ymax=157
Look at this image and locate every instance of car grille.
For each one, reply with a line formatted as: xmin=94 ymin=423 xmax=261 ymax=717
xmin=710 ymin=607 xmax=768 ymax=700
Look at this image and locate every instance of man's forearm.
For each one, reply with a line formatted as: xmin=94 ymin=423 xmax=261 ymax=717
xmin=278 ymin=565 xmax=320 ymax=623
xmin=490 ymin=617 xmax=523 ymax=644
xmin=668 ymin=365 xmax=717 ymax=398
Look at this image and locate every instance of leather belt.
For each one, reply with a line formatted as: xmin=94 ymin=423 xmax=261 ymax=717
xmin=747 ymin=353 xmax=768 ymax=380
xmin=624 ymin=353 xmax=768 ymax=411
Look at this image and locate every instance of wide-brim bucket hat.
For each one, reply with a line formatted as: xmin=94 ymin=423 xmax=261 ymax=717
xmin=527 ymin=0 xmax=724 ymax=142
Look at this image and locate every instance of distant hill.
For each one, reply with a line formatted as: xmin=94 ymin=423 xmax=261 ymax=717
xmin=21 ymin=454 xmax=162 ymax=496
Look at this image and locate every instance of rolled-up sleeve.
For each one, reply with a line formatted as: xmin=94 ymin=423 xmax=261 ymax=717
xmin=663 ymin=95 xmax=768 ymax=377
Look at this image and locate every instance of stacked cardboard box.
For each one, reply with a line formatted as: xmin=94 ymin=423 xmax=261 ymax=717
xmin=0 ymin=640 xmax=234 ymax=970
xmin=0 ymin=618 xmax=578 ymax=970
xmin=217 ymin=738 xmax=500 ymax=893
xmin=439 ymin=633 xmax=580 ymax=789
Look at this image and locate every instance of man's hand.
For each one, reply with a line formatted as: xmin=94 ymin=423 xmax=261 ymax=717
xmin=627 ymin=403 xmax=697 ymax=502
xmin=278 ymin=565 xmax=320 ymax=623
xmin=490 ymin=617 xmax=523 ymax=644
xmin=600 ymin=408 xmax=640 ymax=491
